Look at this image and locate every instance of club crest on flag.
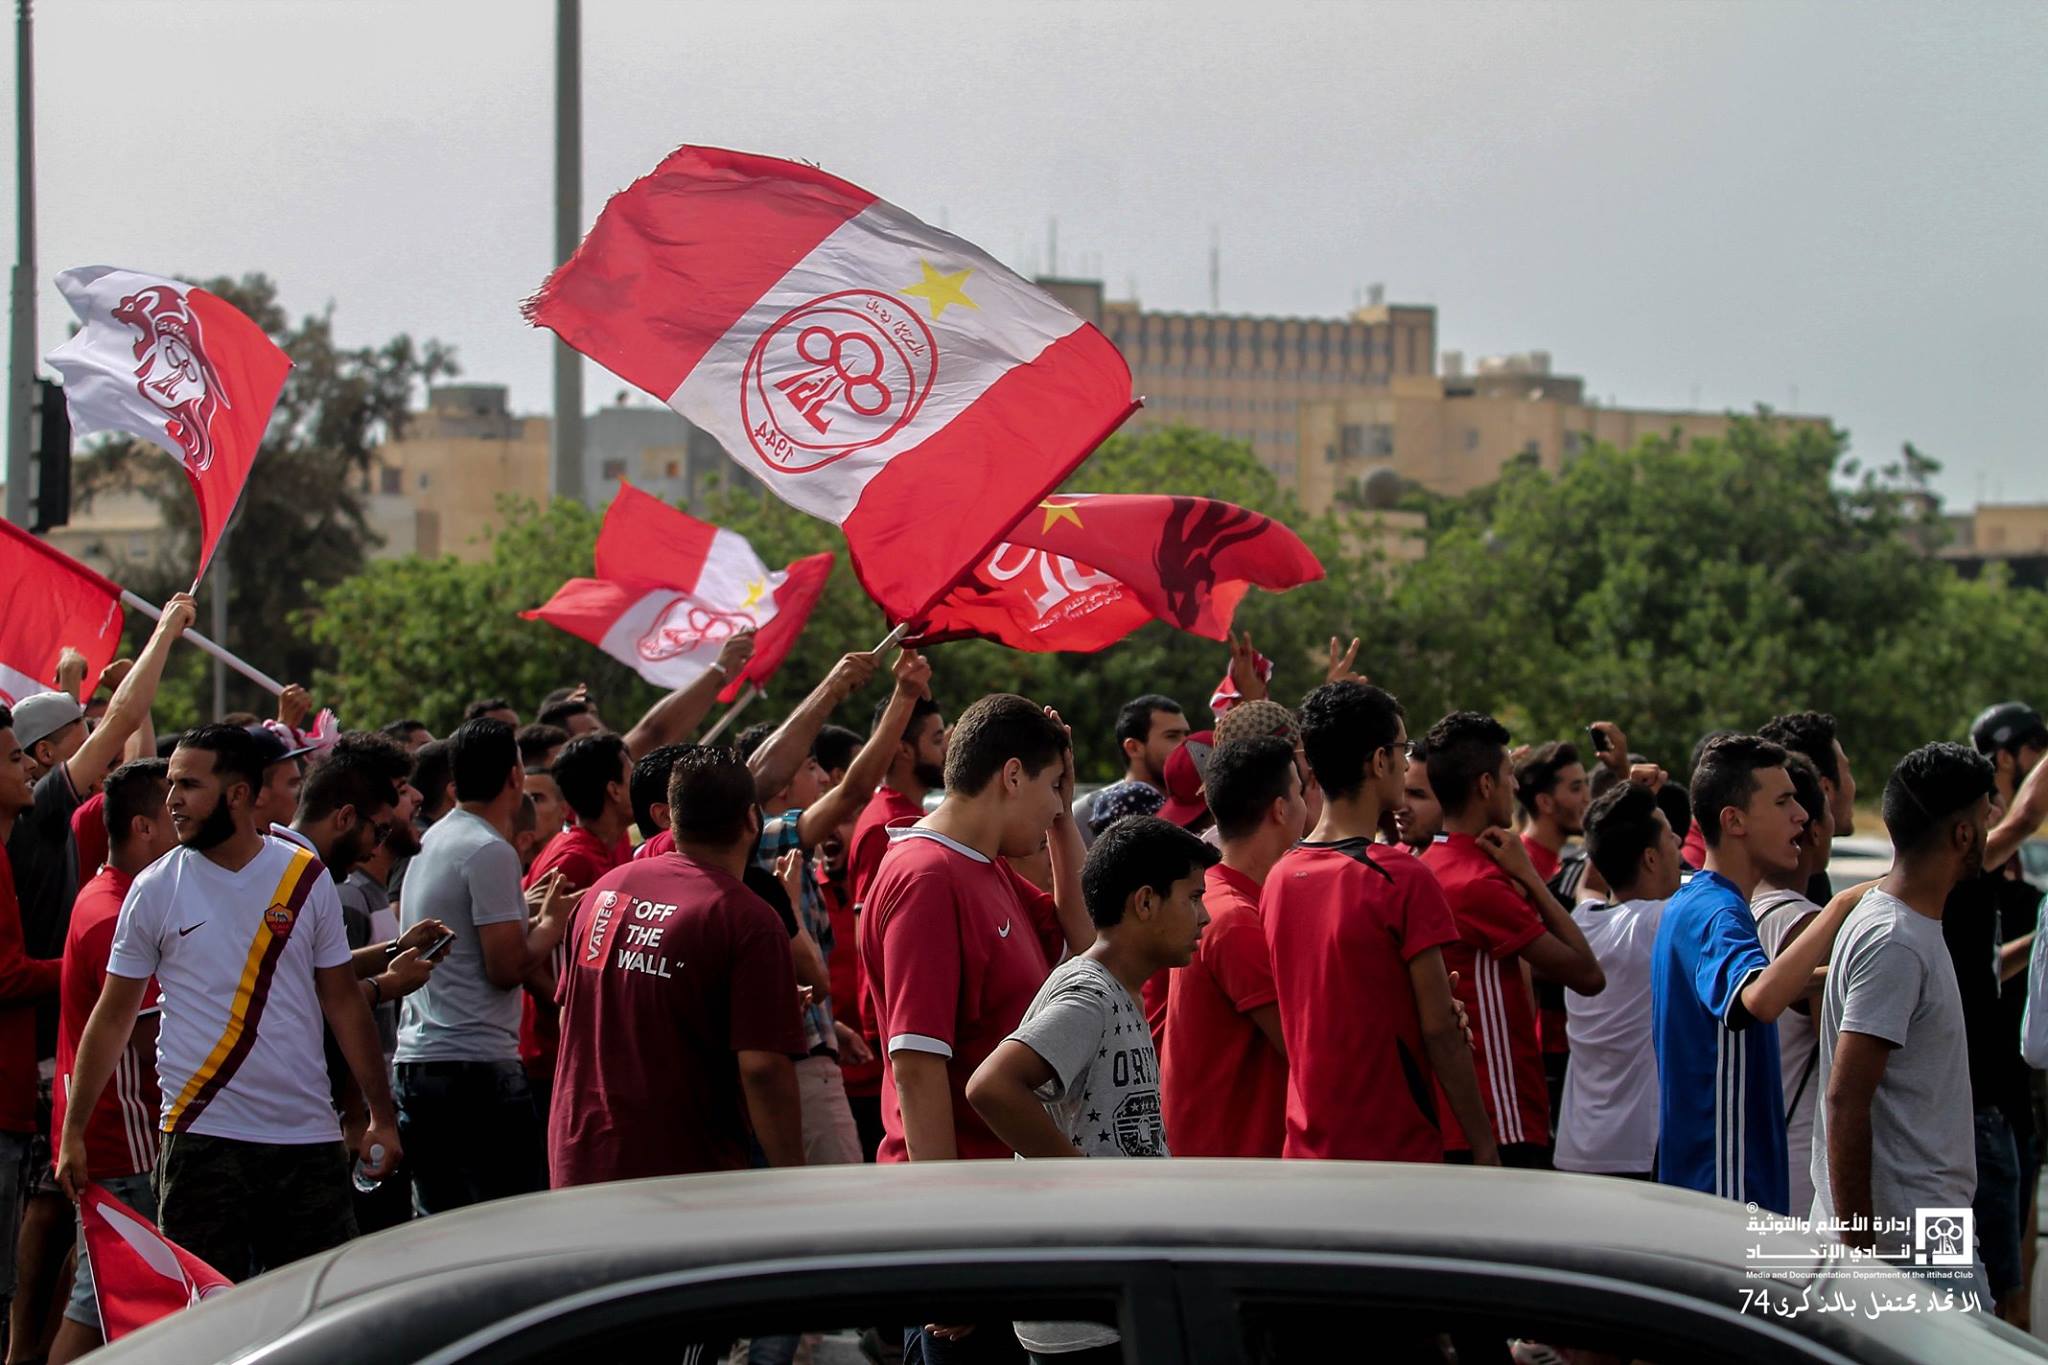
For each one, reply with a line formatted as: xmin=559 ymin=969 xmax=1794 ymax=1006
xmin=636 ymin=600 xmax=757 ymax=661
xmin=742 ymin=289 xmax=938 ymax=473
xmin=109 ymin=284 xmax=232 ymax=473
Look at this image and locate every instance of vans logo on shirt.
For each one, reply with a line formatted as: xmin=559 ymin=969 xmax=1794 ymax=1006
xmin=262 ymin=903 xmax=297 ymax=937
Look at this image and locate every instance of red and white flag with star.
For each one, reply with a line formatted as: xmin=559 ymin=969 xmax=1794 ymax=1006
xmin=911 ymin=494 xmax=1324 ymax=653
xmin=522 ymin=481 xmax=833 ymax=702
xmin=524 ymin=146 xmax=1136 ymax=623
xmin=45 ymin=267 xmax=292 ymax=585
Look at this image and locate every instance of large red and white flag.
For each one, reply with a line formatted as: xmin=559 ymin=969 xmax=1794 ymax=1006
xmin=523 ymin=482 xmax=833 ymax=702
xmin=78 ymin=1182 xmax=232 ymax=1341
xmin=0 ymin=518 xmax=124 ymax=705
xmin=912 ymin=494 xmax=1324 ymax=653
xmin=524 ymin=147 xmax=1136 ymax=622
xmin=45 ymin=266 xmax=292 ymax=584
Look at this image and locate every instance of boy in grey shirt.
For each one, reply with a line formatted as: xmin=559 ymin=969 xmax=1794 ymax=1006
xmin=969 ymin=815 xmax=1216 ymax=1364
xmin=1811 ymin=742 xmax=1993 ymax=1305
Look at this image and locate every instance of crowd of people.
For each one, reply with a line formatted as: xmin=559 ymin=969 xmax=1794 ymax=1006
xmin=0 ymin=598 xmax=2045 ymax=1363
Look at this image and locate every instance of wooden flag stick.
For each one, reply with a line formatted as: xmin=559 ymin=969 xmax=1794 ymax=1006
xmin=120 ymin=589 xmax=286 ymax=697
xmin=700 ymin=683 xmax=763 ymax=745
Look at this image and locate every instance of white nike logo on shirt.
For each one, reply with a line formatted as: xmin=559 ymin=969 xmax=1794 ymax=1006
xmin=997 ymin=920 xmax=1012 ymax=938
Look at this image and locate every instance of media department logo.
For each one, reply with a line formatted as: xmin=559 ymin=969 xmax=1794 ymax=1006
xmin=1912 ymin=1208 xmax=1973 ymax=1267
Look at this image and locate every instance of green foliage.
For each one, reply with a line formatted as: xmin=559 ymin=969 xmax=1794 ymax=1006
xmin=302 ymin=414 xmax=2048 ymax=791
xmin=74 ymin=273 xmax=456 ymax=720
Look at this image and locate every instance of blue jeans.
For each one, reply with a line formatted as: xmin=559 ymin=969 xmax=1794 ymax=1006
xmin=1973 ymin=1107 xmax=2024 ymax=1299
xmin=394 ymin=1060 xmax=545 ymax=1216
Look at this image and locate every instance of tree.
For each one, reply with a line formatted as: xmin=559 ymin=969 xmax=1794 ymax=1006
xmin=74 ymin=273 xmax=456 ymax=725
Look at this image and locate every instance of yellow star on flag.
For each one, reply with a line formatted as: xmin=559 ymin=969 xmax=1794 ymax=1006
xmin=901 ymin=259 xmax=978 ymax=320
xmin=1039 ymin=500 xmax=1084 ymax=533
xmin=741 ymin=579 xmax=767 ymax=609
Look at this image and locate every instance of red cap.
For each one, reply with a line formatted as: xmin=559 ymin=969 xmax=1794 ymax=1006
xmin=1159 ymin=730 xmax=1216 ymax=828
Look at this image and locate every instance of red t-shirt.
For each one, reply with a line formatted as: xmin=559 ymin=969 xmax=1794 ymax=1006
xmin=520 ymin=827 xmax=627 ymax=1082
xmin=848 ymin=786 xmax=925 ymax=1047
xmin=1421 ymin=833 xmax=1550 ymax=1149
xmin=1520 ymin=834 xmax=1571 ymax=1058
xmin=820 ymin=864 xmax=881 ymax=1098
xmin=1162 ymin=863 xmax=1285 ymax=1157
xmin=1263 ymin=838 xmax=1460 ymax=1162
xmin=0 ymin=850 xmax=60 ymax=1134
xmin=73 ymin=793 xmax=108 ymax=884
xmin=1521 ymin=834 xmax=1561 ymax=884
xmin=861 ymin=828 xmax=1061 ymax=1163
xmin=633 ymin=830 xmax=675 ymax=862
xmin=1141 ymin=969 xmax=1169 ymax=1044
xmin=548 ymin=854 xmax=804 ymax=1186
xmin=54 ymin=867 xmax=160 ymax=1177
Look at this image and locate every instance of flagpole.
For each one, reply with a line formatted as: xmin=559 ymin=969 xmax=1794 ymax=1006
xmin=698 ymin=623 xmax=907 ymax=746
xmin=699 ymin=683 xmax=761 ymax=746
xmin=119 ymin=589 xmax=285 ymax=697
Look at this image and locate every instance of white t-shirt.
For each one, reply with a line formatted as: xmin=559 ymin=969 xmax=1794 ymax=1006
xmin=108 ymin=840 xmax=352 ymax=1145
xmin=1753 ymin=886 xmax=1822 ymax=1219
xmin=1554 ymin=897 xmax=1664 ymax=1173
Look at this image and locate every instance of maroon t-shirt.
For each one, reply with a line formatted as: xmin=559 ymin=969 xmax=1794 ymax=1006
xmin=520 ymin=826 xmax=627 ymax=1083
xmin=547 ymin=853 xmax=804 ymax=1187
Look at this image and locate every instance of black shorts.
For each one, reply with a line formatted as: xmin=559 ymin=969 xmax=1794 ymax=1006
xmin=156 ymin=1132 xmax=356 ymax=1283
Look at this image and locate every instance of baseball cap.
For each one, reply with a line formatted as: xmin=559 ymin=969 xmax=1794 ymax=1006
xmin=1214 ymin=698 xmax=1299 ymax=750
xmin=1087 ymin=779 xmax=1165 ymax=835
xmin=9 ymin=692 xmax=85 ymax=749
xmin=244 ymin=722 xmax=318 ymax=767
xmin=1159 ymin=729 xmax=1217 ymax=829
xmin=1969 ymin=702 xmax=2048 ymax=756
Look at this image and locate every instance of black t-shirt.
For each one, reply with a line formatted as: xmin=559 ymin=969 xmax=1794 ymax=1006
xmin=1941 ymin=862 xmax=2042 ymax=1127
xmin=5 ymin=766 xmax=80 ymax=1060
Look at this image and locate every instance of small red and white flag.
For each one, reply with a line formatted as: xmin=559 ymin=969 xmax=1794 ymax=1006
xmin=45 ymin=266 xmax=292 ymax=585
xmin=523 ymin=481 xmax=833 ymax=702
xmin=524 ymin=147 xmax=1137 ymax=622
xmin=0 ymin=518 xmax=124 ymax=706
xmin=78 ymin=1182 xmax=232 ymax=1340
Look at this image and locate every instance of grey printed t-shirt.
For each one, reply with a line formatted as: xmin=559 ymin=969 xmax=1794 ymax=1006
xmin=394 ymin=808 xmax=529 ymax=1063
xmin=1007 ymin=955 xmax=1166 ymax=1355
xmin=1810 ymin=890 xmax=1975 ymax=1231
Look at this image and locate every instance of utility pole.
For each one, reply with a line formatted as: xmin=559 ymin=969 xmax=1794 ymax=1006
xmin=550 ymin=0 xmax=584 ymax=502
xmin=6 ymin=0 xmax=37 ymax=526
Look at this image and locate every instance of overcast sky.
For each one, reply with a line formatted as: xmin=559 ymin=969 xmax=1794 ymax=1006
xmin=5 ymin=1 xmax=2042 ymax=504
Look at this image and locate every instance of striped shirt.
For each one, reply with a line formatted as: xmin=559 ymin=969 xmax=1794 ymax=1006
xmin=107 ymin=841 xmax=351 ymax=1144
xmin=1650 ymin=869 xmax=1788 ymax=1211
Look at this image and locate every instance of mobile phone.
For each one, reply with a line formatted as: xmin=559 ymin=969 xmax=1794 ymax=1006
xmin=422 ymin=930 xmax=457 ymax=962
xmin=1587 ymin=725 xmax=1612 ymax=755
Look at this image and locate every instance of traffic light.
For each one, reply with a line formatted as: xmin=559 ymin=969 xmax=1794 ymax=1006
xmin=30 ymin=378 xmax=69 ymax=532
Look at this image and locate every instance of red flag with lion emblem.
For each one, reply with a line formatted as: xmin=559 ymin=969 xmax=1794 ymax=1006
xmin=46 ymin=266 xmax=292 ymax=585
xmin=909 ymin=494 xmax=1323 ymax=652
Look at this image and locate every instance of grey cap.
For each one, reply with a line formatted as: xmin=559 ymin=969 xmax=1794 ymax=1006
xmin=8 ymin=691 xmax=86 ymax=749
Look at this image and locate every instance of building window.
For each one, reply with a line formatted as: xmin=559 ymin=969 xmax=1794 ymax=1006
xmin=1464 ymin=428 xmax=1480 ymax=452
xmin=417 ymin=472 xmax=431 ymax=490
xmin=1563 ymin=431 xmax=1582 ymax=458
xmin=601 ymin=458 xmax=627 ymax=481
xmin=1341 ymin=423 xmax=1364 ymax=458
xmin=1522 ymin=439 xmax=1542 ymax=459
xmin=665 ymin=460 xmax=681 ymax=478
xmin=379 ymin=466 xmax=401 ymax=495
xmin=1366 ymin=424 xmax=1394 ymax=456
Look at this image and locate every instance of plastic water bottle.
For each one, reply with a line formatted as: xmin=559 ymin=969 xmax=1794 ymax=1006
xmin=351 ymin=1143 xmax=387 ymax=1194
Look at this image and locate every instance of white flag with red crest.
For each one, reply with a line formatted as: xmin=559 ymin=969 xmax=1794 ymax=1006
xmin=45 ymin=266 xmax=292 ymax=584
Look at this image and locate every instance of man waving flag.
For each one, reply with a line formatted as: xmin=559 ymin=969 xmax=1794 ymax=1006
xmin=524 ymin=146 xmax=1136 ymax=622
xmin=45 ymin=267 xmax=291 ymax=585
xmin=523 ymin=482 xmax=832 ymax=702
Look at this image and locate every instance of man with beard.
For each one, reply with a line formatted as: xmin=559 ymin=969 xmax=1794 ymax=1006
xmin=1651 ymin=735 xmax=1861 ymax=1212
xmin=1813 ymin=742 xmax=1996 ymax=1305
xmin=56 ymin=726 xmax=400 ymax=1280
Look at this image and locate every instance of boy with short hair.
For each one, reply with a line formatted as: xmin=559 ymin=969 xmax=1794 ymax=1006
xmin=968 ymin=814 xmax=1216 ymax=1364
